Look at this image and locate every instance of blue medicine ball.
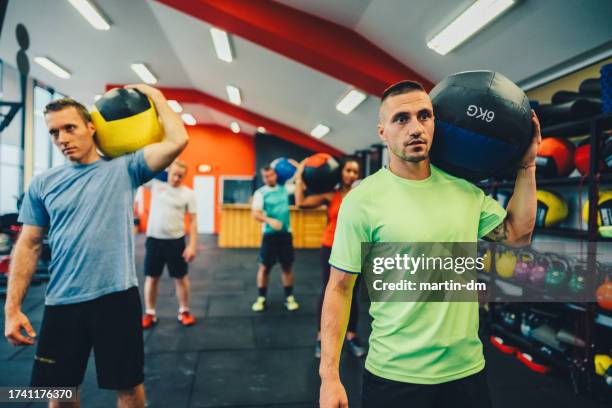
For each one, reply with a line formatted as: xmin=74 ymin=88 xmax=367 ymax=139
xmin=271 ymin=157 xmax=296 ymax=184
xmin=429 ymin=71 xmax=533 ymax=181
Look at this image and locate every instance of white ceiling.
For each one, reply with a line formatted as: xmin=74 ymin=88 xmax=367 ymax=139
xmin=277 ymin=0 xmax=612 ymax=85
xmin=1 ymin=0 xmax=611 ymax=154
xmin=147 ymin=1 xmax=380 ymax=152
xmin=184 ymin=103 xmax=258 ymax=136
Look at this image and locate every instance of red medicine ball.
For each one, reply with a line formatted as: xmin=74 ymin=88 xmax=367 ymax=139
xmin=575 ymin=139 xmax=611 ymax=176
xmin=536 ymin=137 xmax=575 ymax=177
xmin=575 ymin=144 xmax=591 ymax=176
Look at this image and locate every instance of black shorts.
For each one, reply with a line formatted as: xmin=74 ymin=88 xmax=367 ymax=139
xmin=31 ymin=287 xmax=144 ymax=390
xmin=258 ymin=232 xmax=294 ymax=269
xmin=362 ymin=369 xmax=492 ymax=408
xmin=144 ymin=236 xmax=188 ymax=278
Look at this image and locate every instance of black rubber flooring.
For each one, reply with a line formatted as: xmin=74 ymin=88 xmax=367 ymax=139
xmin=0 ymin=234 xmax=609 ymax=407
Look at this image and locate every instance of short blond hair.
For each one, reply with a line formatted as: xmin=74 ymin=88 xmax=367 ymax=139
xmin=171 ymin=160 xmax=187 ymax=170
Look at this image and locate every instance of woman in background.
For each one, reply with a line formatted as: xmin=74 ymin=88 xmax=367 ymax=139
xmin=294 ymin=157 xmax=365 ymax=359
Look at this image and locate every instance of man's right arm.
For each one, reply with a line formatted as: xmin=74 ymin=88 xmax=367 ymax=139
xmin=319 ymin=267 xmax=357 ymax=408
xmin=251 ymin=191 xmax=282 ymax=231
xmin=125 ymin=84 xmax=189 ymax=174
xmin=252 ymin=209 xmax=282 ymax=231
xmin=4 ymin=225 xmax=44 ymax=346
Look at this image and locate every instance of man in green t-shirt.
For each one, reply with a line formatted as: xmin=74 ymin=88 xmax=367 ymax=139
xmin=319 ymin=80 xmax=541 ymax=408
xmin=251 ymin=165 xmax=299 ymax=312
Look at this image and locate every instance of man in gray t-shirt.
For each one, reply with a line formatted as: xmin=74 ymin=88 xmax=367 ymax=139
xmin=3 ymin=84 xmax=189 ymax=408
xmin=141 ymin=160 xmax=198 ymax=329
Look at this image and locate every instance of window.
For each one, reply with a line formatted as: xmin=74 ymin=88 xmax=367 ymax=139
xmin=221 ymin=177 xmax=254 ymax=204
xmin=33 ymin=85 xmax=52 ymax=175
xmin=50 ymin=92 xmax=66 ymax=168
xmin=0 ymin=61 xmax=23 ymax=214
xmin=33 ymin=84 xmax=67 ymax=174
xmin=0 ymin=144 xmax=20 ymax=213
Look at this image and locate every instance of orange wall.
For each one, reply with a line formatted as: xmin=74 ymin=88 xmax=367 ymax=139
xmin=139 ymin=124 xmax=255 ymax=234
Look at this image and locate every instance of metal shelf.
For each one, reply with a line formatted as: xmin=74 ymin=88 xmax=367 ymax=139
xmin=477 ymin=173 xmax=612 ymax=190
xmin=490 ymin=324 xmax=573 ymax=370
xmin=533 ymin=227 xmax=589 ymax=239
xmin=484 ymin=113 xmax=612 ymax=395
xmin=540 ymin=113 xmax=612 ymax=138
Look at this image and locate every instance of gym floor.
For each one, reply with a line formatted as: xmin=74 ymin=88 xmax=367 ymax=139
xmin=0 ymin=235 xmax=608 ymax=408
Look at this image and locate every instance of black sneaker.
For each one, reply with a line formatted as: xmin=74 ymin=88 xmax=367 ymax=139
xmin=346 ymin=337 xmax=366 ymax=358
xmin=314 ymin=340 xmax=321 ymax=359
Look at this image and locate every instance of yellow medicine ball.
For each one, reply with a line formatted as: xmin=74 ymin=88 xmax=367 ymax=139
xmin=582 ymin=190 xmax=612 ymax=237
xmin=91 ymin=88 xmax=164 ymax=158
xmin=582 ymin=190 xmax=612 ymax=225
xmin=536 ymin=190 xmax=568 ymax=227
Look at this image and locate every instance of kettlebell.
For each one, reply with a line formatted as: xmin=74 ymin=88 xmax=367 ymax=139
xmin=520 ymin=312 xmax=541 ymax=337
xmin=476 ymin=244 xmax=491 ymax=273
xmin=482 ymin=249 xmax=492 ymax=273
xmin=496 ymin=249 xmax=517 ymax=278
xmin=595 ymin=354 xmax=612 ymax=385
xmin=569 ymin=261 xmax=587 ymax=294
xmin=529 ymin=253 xmax=548 ymax=286
xmin=545 ymin=254 xmax=570 ymax=290
xmin=514 ymin=250 xmax=535 ymax=283
xmin=499 ymin=308 xmax=519 ymax=330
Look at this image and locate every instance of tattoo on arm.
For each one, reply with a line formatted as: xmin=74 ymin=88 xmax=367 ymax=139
xmin=483 ymin=221 xmax=508 ymax=242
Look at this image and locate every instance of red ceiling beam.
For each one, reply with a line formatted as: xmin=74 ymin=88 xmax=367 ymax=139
xmin=106 ymin=84 xmax=344 ymax=156
xmin=155 ymin=0 xmax=433 ymax=95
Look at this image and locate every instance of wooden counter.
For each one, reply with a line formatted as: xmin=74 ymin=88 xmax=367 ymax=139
xmin=219 ymin=204 xmax=327 ymax=248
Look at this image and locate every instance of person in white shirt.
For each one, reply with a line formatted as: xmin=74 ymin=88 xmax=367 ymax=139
xmin=141 ymin=160 xmax=198 ymax=328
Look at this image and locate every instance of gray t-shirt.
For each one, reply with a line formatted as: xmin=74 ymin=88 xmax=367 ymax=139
xmin=19 ymin=150 xmax=155 ymax=305
xmin=145 ymin=179 xmax=197 ymax=239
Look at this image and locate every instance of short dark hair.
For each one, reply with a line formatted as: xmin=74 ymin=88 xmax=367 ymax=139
xmin=381 ymin=80 xmax=425 ymax=104
xmin=260 ymin=165 xmax=273 ymax=172
xmin=341 ymin=155 xmax=360 ymax=172
xmin=44 ymin=98 xmax=92 ymax=123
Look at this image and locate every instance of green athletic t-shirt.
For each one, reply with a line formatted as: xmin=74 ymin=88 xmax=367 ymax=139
xmin=329 ymin=165 xmax=506 ymax=384
xmin=252 ymin=184 xmax=291 ymax=234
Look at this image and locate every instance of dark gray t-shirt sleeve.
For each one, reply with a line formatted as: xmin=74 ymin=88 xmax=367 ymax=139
xmin=125 ymin=149 xmax=156 ymax=188
xmin=18 ymin=177 xmax=50 ymax=227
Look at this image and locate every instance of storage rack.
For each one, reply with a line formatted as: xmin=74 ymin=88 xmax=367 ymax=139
xmin=477 ymin=113 xmax=612 ymax=398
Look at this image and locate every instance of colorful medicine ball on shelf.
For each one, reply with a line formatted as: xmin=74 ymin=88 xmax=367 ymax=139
xmin=597 ymin=279 xmax=612 ymax=311
xmin=582 ymin=190 xmax=612 ymax=237
xmin=91 ymin=88 xmax=164 ymax=158
xmin=574 ymin=137 xmax=612 ymax=176
xmin=270 ymin=158 xmax=297 ymax=184
xmin=536 ymin=190 xmax=568 ymax=227
xmin=536 ymin=137 xmax=575 ymax=177
xmin=302 ymin=153 xmax=340 ymax=194
xmin=428 ymin=70 xmax=533 ymax=181
xmin=574 ymin=144 xmax=590 ymax=175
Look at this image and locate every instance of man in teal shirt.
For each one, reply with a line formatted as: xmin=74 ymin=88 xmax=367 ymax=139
xmin=319 ymin=80 xmax=541 ymax=408
xmin=251 ymin=165 xmax=299 ymax=312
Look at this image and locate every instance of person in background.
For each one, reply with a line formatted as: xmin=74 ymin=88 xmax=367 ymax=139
xmin=294 ymin=157 xmax=366 ymax=359
xmin=251 ymin=165 xmax=299 ymax=312
xmin=141 ymin=160 xmax=198 ymax=328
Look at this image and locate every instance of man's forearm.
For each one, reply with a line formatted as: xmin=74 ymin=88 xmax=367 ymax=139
xmin=319 ymin=274 xmax=354 ymax=381
xmin=294 ymin=180 xmax=305 ymax=207
xmin=188 ymin=216 xmax=198 ymax=249
xmin=5 ymin=243 xmax=41 ymax=313
xmin=507 ymin=166 xmax=537 ymax=241
xmin=252 ymin=210 xmax=270 ymax=224
xmin=151 ymin=95 xmax=189 ymax=149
